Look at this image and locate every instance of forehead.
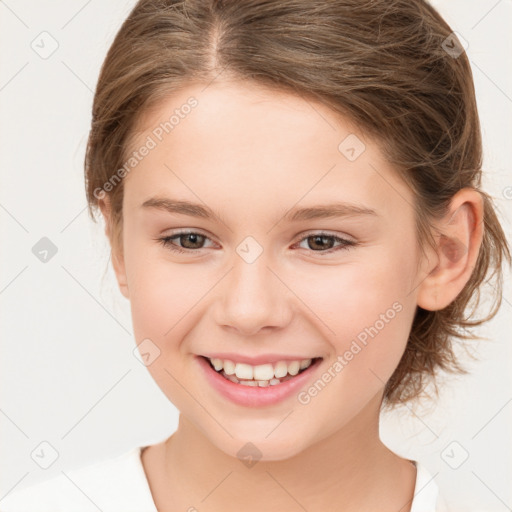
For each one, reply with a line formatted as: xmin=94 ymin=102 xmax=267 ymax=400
xmin=123 ymin=80 xmax=413 ymax=220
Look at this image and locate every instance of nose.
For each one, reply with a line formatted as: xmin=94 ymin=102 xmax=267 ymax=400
xmin=214 ymin=252 xmax=292 ymax=337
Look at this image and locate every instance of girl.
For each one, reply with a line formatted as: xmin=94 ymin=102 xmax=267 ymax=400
xmin=2 ymin=0 xmax=509 ymax=511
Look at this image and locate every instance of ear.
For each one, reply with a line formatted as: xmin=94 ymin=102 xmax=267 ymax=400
xmin=98 ymin=196 xmax=130 ymax=300
xmin=417 ymin=188 xmax=484 ymax=311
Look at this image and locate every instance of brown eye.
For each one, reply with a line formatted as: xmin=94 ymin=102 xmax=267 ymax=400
xmin=296 ymin=232 xmax=356 ymax=254
xmin=158 ymin=231 xmax=212 ymax=253
xmin=306 ymin=235 xmax=336 ymax=251
xmin=177 ymin=233 xmax=206 ymax=249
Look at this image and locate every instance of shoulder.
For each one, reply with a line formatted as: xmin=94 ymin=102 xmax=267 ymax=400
xmin=410 ymin=460 xmax=450 ymax=512
xmin=0 ymin=446 xmax=157 ymax=512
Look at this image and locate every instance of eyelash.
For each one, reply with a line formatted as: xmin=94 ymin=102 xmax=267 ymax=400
xmin=157 ymin=230 xmax=357 ymax=255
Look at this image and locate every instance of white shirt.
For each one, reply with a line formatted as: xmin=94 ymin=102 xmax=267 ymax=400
xmin=0 ymin=445 xmax=450 ymax=511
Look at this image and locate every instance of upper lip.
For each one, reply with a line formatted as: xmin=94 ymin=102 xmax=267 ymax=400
xmin=199 ymin=353 xmax=321 ymax=366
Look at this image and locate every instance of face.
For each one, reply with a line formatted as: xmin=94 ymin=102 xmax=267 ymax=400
xmin=111 ymin=80 xmax=425 ymax=460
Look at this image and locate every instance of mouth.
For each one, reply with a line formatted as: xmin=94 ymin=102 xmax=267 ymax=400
xmin=199 ymin=355 xmax=323 ymax=387
xmin=195 ymin=354 xmax=324 ymax=407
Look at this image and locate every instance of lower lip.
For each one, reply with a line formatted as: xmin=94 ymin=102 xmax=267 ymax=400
xmin=195 ymin=355 xmax=322 ymax=407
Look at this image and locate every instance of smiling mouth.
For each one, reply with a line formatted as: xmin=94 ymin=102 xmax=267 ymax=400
xmin=201 ymin=356 xmax=323 ymax=387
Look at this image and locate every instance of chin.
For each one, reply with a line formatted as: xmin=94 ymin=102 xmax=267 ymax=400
xmin=202 ymin=420 xmax=317 ymax=463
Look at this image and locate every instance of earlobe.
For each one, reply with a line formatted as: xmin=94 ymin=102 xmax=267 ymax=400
xmin=111 ymin=246 xmax=130 ymax=300
xmin=417 ymin=189 xmax=484 ymax=311
xmin=99 ymin=197 xmax=130 ymax=300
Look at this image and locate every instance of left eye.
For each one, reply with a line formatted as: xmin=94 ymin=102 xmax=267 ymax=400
xmin=157 ymin=231 xmax=356 ymax=255
xmin=295 ymin=232 xmax=356 ymax=253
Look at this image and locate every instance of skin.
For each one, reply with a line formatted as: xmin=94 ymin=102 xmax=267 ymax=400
xmin=99 ymin=80 xmax=483 ymax=512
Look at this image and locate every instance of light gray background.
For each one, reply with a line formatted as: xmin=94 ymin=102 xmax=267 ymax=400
xmin=0 ymin=1 xmax=510 ymax=510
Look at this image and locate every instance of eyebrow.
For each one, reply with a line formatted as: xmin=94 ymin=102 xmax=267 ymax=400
xmin=140 ymin=197 xmax=378 ymax=222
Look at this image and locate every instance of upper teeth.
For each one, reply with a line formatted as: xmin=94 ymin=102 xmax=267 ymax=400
xmin=208 ymin=357 xmax=313 ymax=380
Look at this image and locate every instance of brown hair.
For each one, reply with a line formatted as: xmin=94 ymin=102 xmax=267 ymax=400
xmin=84 ymin=0 xmax=511 ymax=408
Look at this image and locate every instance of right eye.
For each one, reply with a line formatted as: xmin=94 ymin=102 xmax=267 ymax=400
xmin=157 ymin=231 xmax=215 ymax=254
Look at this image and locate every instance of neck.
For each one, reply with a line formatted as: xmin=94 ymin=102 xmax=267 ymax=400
xmin=152 ymin=392 xmax=416 ymax=512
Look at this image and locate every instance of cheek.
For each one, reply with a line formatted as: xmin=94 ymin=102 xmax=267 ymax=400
xmin=291 ymin=243 xmax=418 ymax=375
xmin=125 ymin=252 xmax=205 ymax=408
xmin=124 ymin=233 xmax=197 ymax=319
xmin=129 ymin=268 xmax=202 ymax=350
xmin=122 ymin=239 xmax=205 ymax=380
xmin=290 ymin=258 xmax=416 ymax=426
